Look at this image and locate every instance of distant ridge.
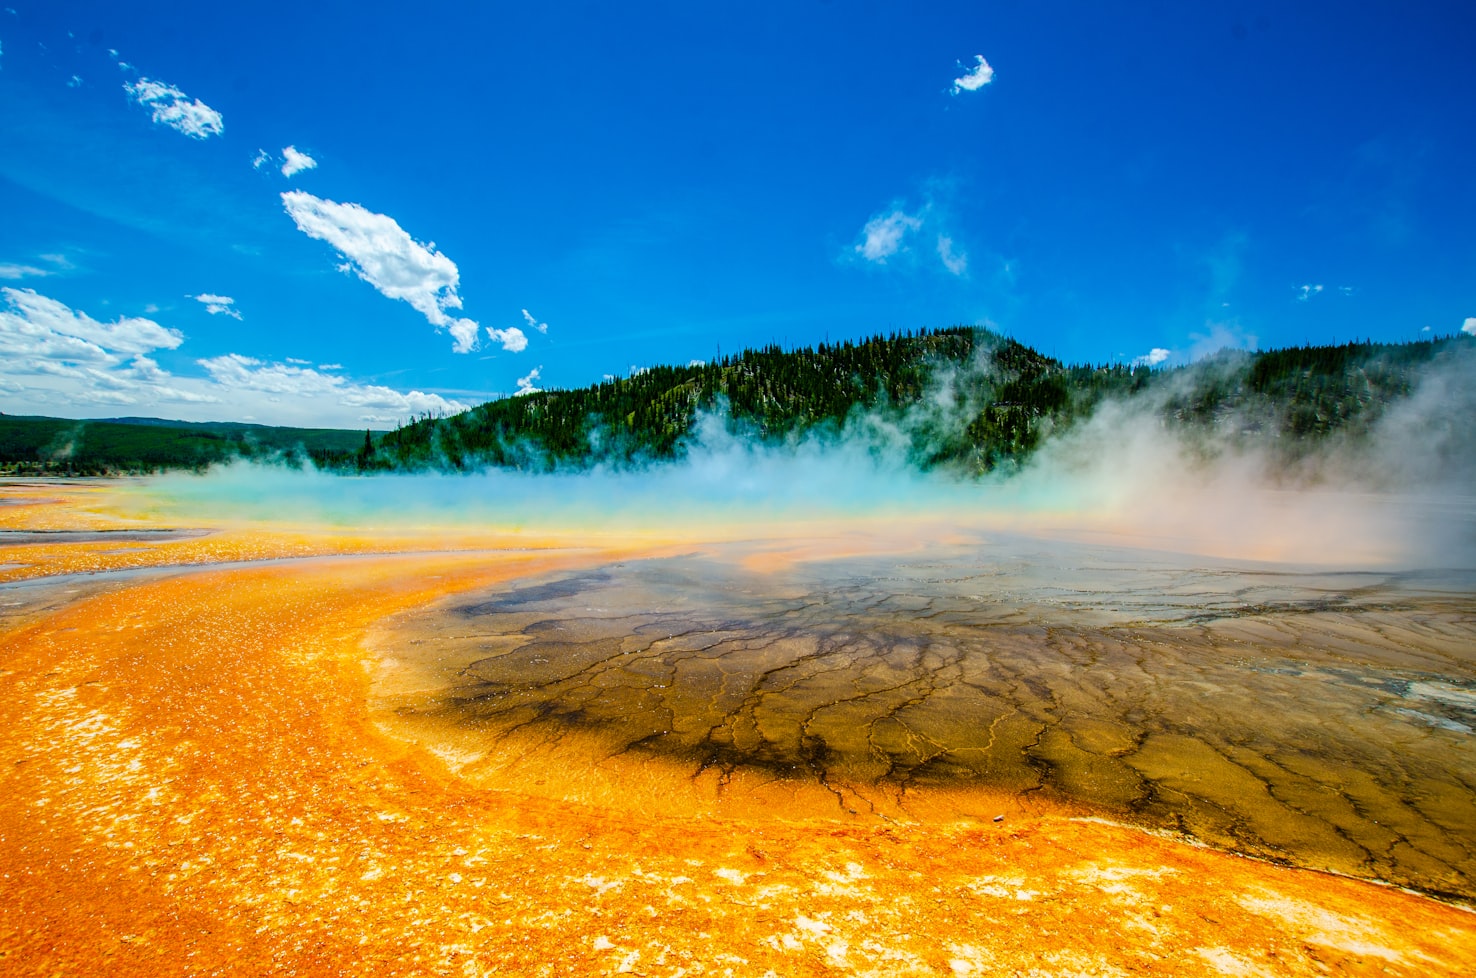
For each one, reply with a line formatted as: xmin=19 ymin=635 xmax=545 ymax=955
xmin=0 ymin=415 xmax=370 ymax=475
xmin=374 ymin=326 xmax=1474 ymax=475
xmin=3 ymin=327 xmax=1470 ymax=476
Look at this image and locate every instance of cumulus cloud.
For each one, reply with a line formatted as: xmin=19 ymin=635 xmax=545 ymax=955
xmin=951 ymin=55 xmax=994 ymax=94
xmin=252 ymin=149 xmax=270 ymax=170
xmin=521 ymin=308 xmax=549 ymax=334
xmin=0 ymin=288 xmax=468 ymax=426
xmin=124 ymin=77 xmax=224 ymax=139
xmin=1 ymin=287 xmax=182 ymax=359
xmin=514 ymin=366 xmax=542 ymax=396
xmin=855 ymin=209 xmax=923 ymax=263
xmin=1132 ymin=347 xmax=1171 ymax=368
xmin=280 ymin=191 xmax=480 ymax=352
xmin=486 ymin=325 xmax=528 ymax=353
xmin=936 ymin=235 xmax=968 ymax=276
xmin=1296 ymin=283 xmax=1324 ymax=301
xmin=0 ymin=288 xmax=204 ymax=407
xmin=280 ymin=145 xmax=317 ymax=178
xmin=1463 ymin=317 xmax=1476 ymax=337
xmin=192 ymin=293 xmax=242 ymax=320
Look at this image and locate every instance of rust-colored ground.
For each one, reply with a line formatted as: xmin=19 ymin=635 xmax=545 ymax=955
xmin=2 ymin=481 xmax=1474 ymax=977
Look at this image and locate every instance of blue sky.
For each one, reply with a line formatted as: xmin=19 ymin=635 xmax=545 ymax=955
xmin=1 ymin=1 xmax=1473 ymax=428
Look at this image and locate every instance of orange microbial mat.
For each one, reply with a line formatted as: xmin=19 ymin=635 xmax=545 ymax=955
xmin=2 ymin=479 xmax=1474 ymax=977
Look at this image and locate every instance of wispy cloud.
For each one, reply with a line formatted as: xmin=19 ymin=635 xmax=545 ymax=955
xmin=855 ymin=209 xmax=923 ymax=264
xmin=1132 ymin=347 xmax=1171 ymax=368
xmin=486 ymin=326 xmax=528 ymax=352
xmin=514 ymin=366 xmax=542 ymax=396
xmin=1296 ymin=283 xmax=1324 ymax=301
xmin=951 ymin=55 xmax=994 ymax=94
xmin=521 ymin=308 xmax=549 ymax=334
xmin=851 ymin=193 xmax=968 ymax=277
xmin=124 ymin=77 xmax=224 ymax=139
xmin=936 ymin=235 xmax=968 ymax=276
xmin=191 ymin=293 xmax=242 ymax=320
xmin=252 ymin=149 xmax=271 ymax=170
xmin=67 ymin=75 xmax=82 ymax=88
xmin=280 ymin=191 xmax=480 ymax=353
xmin=0 ymin=254 xmax=74 ymax=281
xmin=280 ymin=145 xmax=317 ymax=178
xmin=198 ymin=354 xmax=468 ymax=421
xmin=1189 ymin=320 xmax=1258 ymax=360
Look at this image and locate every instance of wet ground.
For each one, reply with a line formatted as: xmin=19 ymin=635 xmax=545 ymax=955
xmin=372 ymin=537 xmax=1476 ymax=901
xmin=5 ymin=480 xmax=1476 ymax=977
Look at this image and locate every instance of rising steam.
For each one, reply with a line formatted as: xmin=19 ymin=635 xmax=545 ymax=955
xmin=126 ymin=344 xmax=1476 ymax=569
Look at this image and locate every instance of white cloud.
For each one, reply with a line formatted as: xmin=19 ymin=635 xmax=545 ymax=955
xmin=852 ymin=197 xmax=969 ymax=276
xmin=486 ymin=325 xmax=528 ymax=353
xmin=68 ymin=75 xmax=82 ymax=88
xmin=318 ymin=363 xmax=343 ymax=370
xmin=1 ymin=287 xmax=182 ymax=358
xmin=1296 ymin=283 xmax=1324 ymax=301
xmin=1132 ymin=347 xmax=1171 ymax=368
xmin=252 ymin=149 xmax=270 ymax=170
xmin=1463 ymin=317 xmax=1476 ymax=337
xmin=1338 ymin=286 xmax=1355 ymax=296
xmin=280 ymin=145 xmax=317 ymax=178
xmin=198 ymin=354 xmax=468 ymax=423
xmin=280 ymin=191 xmax=480 ymax=353
xmin=0 ymin=288 xmax=204 ymax=407
xmin=513 ymin=366 xmax=542 ymax=396
xmin=0 ymin=253 xmax=73 ymax=280
xmin=936 ymin=235 xmax=968 ymax=276
xmin=191 ymin=293 xmax=242 ymax=320
xmin=688 ymin=359 xmax=705 ymax=368
xmin=124 ymin=77 xmax=224 ymax=139
xmin=521 ymin=308 xmax=549 ymax=334
xmin=952 ymin=55 xmax=994 ymax=94
xmin=855 ymin=209 xmax=922 ymax=263
xmin=0 ymin=288 xmax=468 ymax=427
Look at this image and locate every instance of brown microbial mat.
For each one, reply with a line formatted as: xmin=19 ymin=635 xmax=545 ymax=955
xmin=4 ymin=480 xmax=1476 ymax=977
xmin=372 ymin=539 xmax=1476 ymax=901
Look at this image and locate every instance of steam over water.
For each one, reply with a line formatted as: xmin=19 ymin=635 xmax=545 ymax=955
xmin=129 ymin=389 xmax=1476 ymax=900
xmin=371 ymin=533 xmax=1476 ymax=900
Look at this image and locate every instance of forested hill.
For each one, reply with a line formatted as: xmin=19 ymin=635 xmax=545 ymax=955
xmin=0 ymin=416 xmax=370 ymax=475
xmin=3 ymin=328 xmax=1468 ymax=476
xmin=373 ymin=327 xmax=1473 ymax=475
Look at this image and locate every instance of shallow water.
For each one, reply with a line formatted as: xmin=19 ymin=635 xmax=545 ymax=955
xmin=371 ymin=534 xmax=1476 ymax=900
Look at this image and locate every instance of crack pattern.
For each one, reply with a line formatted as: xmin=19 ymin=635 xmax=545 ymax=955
xmin=371 ymin=544 xmax=1476 ymax=901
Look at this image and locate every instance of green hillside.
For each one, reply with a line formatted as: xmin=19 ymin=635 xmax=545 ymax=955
xmin=373 ymin=326 xmax=1473 ymax=475
xmin=0 ymin=415 xmax=371 ymax=475
xmin=3 ymin=327 xmax=1468 ymax=477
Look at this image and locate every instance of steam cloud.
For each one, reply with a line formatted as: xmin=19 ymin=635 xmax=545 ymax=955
xmin=129 ymin=342 xmax=1475 ymax=571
